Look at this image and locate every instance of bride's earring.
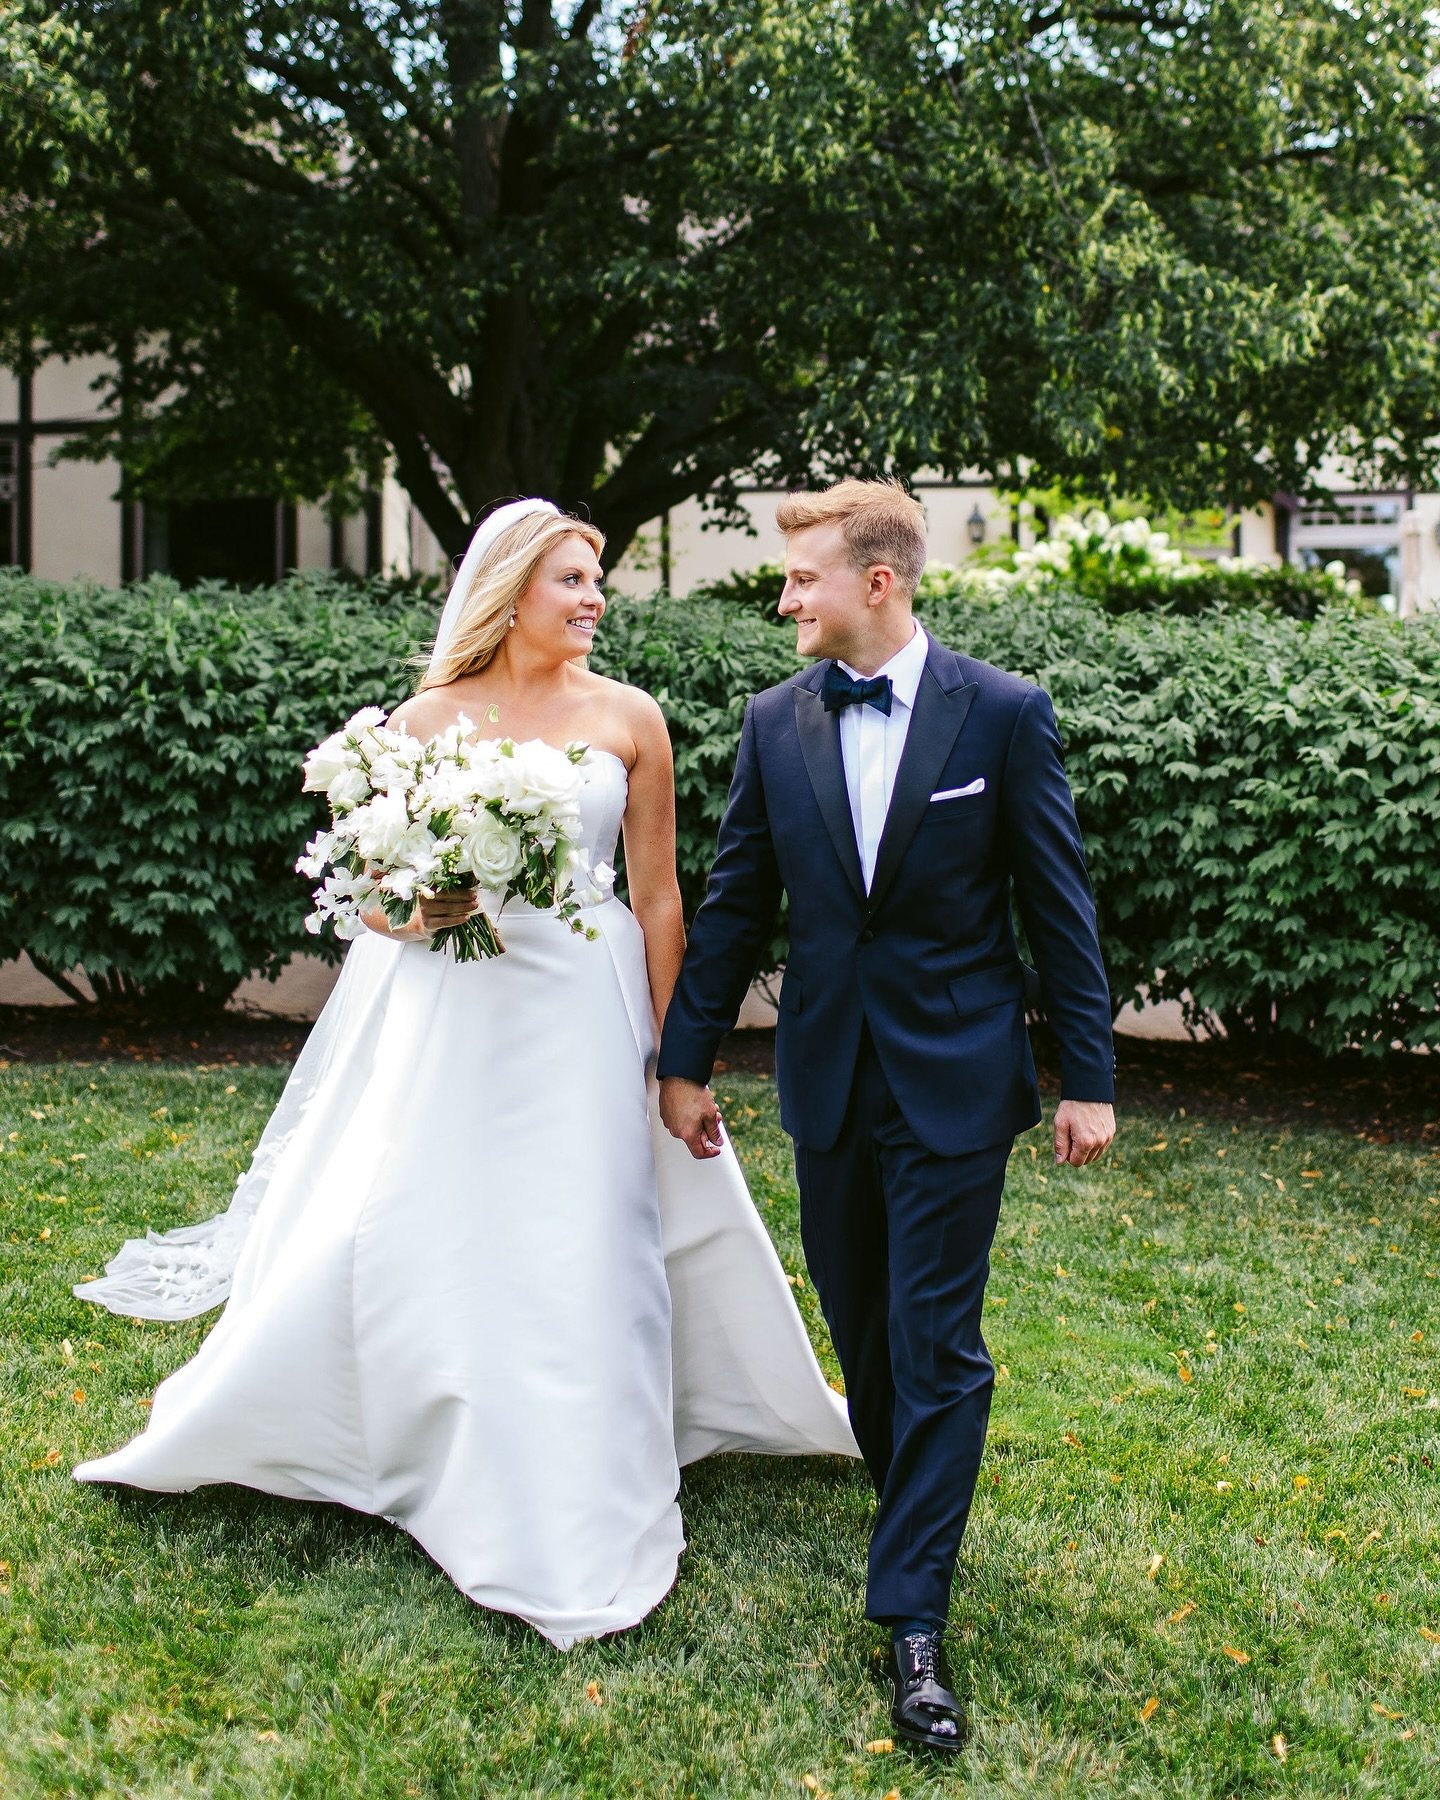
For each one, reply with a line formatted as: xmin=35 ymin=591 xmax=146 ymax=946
xmin=508 ymin=610 xmax=517 ymax=629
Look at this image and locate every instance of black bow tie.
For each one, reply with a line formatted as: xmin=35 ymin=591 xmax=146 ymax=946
xmin=822 ymin=662 xmax=893 ymax=716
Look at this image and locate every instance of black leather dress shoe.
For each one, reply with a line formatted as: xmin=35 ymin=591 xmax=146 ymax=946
xmin=887 ymin=1629 xmax=968 ymax=1752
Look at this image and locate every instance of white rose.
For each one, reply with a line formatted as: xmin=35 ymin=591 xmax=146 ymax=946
xmin=459 ymin=811 xmax=524 ymax=886
xmin=509 ymin=741 xmax=583 ymax=807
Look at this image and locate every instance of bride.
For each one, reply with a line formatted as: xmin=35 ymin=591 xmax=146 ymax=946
xmin=74 ymin=499 xmax=857 ymax=1648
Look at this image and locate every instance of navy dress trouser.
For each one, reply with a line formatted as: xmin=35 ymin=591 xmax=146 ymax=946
xmin=794 ymin=1027 xmax=1011 ymax=1627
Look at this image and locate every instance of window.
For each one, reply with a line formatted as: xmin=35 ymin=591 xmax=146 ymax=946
xmin=0 ymin=437 xmax=17 ymax=567
xmin=142 ymin=497 xmax=290 ymax=587
xmin=1296 ymin=497 xmax=1403 ymax=529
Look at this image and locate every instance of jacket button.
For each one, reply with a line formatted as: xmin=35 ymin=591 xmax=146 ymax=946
xmin=859 ymin=927 xmax=874 ymax=944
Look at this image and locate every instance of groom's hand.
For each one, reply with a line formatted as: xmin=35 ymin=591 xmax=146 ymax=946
xmin=1053 ymin=1099 xmax=1115 ymax=1168
xmin=659 ymin=1077 xmax=726 ymax=1160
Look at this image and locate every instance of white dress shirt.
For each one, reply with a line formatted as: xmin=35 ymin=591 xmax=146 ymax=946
xmin=836 ymin=623 xmax=929 ymax=891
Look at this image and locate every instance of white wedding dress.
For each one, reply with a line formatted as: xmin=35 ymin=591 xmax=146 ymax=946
xmin=75 ymin=751 xmax=857 ymax=1647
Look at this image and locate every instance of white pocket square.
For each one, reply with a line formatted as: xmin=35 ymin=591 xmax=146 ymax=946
xmin=930 ymin=778 xmax=985 ymax=802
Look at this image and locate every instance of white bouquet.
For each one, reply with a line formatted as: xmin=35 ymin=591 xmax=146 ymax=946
xmin=297 ymin=708 xmax=608 ymax=961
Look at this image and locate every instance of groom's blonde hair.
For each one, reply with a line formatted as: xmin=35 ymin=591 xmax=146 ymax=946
xmin=776 ymin=478 xmax=927 ymax=601
xmin=417 ymin=509 xmax=605 ymax=690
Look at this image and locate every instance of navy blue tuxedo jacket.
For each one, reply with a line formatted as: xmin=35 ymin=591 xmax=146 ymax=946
xmin=656 ymin=636 xmax=1115 ymax=1157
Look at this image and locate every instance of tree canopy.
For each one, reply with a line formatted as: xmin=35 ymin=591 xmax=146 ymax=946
xmin=5 ymin=1 xmax=1439 ymax=565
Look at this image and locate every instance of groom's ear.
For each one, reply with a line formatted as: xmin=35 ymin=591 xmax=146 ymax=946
xmin=866 ymin=564 xmax=898 ymax=608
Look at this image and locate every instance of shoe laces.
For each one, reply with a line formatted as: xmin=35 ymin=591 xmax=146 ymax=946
xmin=904 ymin=1631 xmax=941 ymax=1683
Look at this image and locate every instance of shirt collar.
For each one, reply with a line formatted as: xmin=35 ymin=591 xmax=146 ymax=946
xmin=839 ymin=622 xmax=927 ymax=713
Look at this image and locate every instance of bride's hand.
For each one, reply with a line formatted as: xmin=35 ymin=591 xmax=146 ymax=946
xmin=416 ymin=888 xmax=481 ymax=933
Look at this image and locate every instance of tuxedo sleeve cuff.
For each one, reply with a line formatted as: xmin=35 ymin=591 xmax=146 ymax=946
xmin=655 ymin=1048 xmax=715 ymax=1086
xmin=1058 ymin=1061 xmax=1116 ymax=1105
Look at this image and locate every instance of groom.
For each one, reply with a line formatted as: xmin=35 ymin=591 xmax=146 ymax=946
xmin=658 ymin=479 xmax=1116 ymax=1751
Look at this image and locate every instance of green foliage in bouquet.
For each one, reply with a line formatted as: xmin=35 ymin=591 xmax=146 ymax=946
xmin=0 ymin=571 xmax=430 ymax=1016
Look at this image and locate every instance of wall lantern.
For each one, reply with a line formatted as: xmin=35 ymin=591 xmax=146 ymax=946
xmin=966 ymin=504 xmax=987 ymax=547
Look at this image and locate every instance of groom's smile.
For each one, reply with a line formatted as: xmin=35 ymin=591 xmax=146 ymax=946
xmin=779 ymin=519 xmax=910 ymax=672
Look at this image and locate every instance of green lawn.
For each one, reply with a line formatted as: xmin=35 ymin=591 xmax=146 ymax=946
xmin=2 ymin=1062 xmax=1437 ymax=1798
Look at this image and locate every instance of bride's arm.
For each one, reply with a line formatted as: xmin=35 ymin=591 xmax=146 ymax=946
xmin=618 ymin=694 xmax=686 ymax=1027
xmin=356 ymin=691 xmax=478 ymax=941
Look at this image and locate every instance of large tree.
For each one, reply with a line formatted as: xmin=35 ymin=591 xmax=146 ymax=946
xmin=4 ymin=1 xmax=1439 ymax=566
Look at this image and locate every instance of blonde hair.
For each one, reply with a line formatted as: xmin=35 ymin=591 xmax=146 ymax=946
xmin=417 ymin=509 xmax=606 ymax=690
xmin=775 ymin=478 xmax=926 ymax=601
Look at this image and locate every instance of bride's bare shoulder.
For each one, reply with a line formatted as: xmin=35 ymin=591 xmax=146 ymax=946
xmin=588 ymin=669 xmax=665 ymax=729
xmin=388 ymin=689 xmax=469 ymax=739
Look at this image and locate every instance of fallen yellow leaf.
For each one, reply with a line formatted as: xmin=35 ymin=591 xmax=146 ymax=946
xmin=1140 ymin=1696 xmax=1159 ymax=1722
xmin=1215 ymin=1479 xmax=1233 ymax=1491
xmin=864 ymin=1738 xmax=894 ymax=1753
xmin=1178 ymin=1365 xmax=1194 ymax=1384
xmin=43 ymin=1450 xmax=61 ymax=1467
xmin=1063 ymin=1431 xmax=1083 ymax=1449
xmin=60 ymin=1339 xmax=74 ymax=1362
xmin=584 ymin=1680 xmax=602 ymax=1705
xmin=1272 ymin=1733 xmax=1288 ymax=1762
xmin=1420 ymin=1626 xmax=1440 ymax=1643
xmin=1221 ymin=1645 xmax=1251 ymax=1664
xmin=1402 ymin=1387 xmax=1427 ymax=1399
xmin=1301 ymin=1170 xmax=1322 ymax=1179
xmin=71 ymin=1389 xmax=85 ymax=1405
xmin=1412 ymin=1331 xmax=1425 ymax=1344
xmin=1293 ymin=1475 xmax=1310 ymax=1489
xmin=1055 ymin=1263 xmax=1069 ymax=1278
xmin=1147 ymin=1553 xmax=1164 ymax=1580
xmin=1168 ymin=1601 xmax=1196 ymax=1624
xmin=1148 ymin=1141 xmax=1168 ymax=1152
xmin=256 ymin=1730 xmax=280 ymax=1743
xmin=1372 ymin=1703 xmax=1403 ymax=1720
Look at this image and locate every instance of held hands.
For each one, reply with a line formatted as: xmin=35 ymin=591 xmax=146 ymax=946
xmin=415 ymin=888 xmax=481 ymax=934
xmin=658 ymin=1077 xmax=726 ymax=1160
xmin=1053 ymin=1099 xmax=1116 ymax=1168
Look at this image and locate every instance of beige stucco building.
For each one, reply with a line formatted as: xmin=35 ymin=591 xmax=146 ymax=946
xmin=5 ymin=352 xmax=1439 ymax=613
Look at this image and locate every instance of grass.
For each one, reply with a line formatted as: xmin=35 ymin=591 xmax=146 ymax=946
xmin=1 ymin=1061 xmax=1438 ymax=1798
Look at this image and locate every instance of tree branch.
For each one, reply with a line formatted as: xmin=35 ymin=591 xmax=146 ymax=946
xmin=566 ymin=0 xmax=604 ymax=42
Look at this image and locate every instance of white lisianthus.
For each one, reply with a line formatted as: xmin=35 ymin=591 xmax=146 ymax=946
xmin=300 ymin=717 xmax=595 ymax=961
xmin=302 ymin=731 xmax=359 ymax=794
xmin=327 ymin=765 xmax=371 ymax=812
xmin=584 ymin=859 xmax=617 ymax=904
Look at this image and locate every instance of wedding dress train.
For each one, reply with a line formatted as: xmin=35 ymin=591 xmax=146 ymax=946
xmin=75 ymin=751 xmax=857 ymax=1647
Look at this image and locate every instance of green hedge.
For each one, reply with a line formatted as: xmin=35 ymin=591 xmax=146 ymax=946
xmin=4 ymin=570 xmax=1438 ymax=1053
xmin=696 ymin=558 xmax=1357 ymax=620
xmin=0 ymin=571 xmax=430 ymax=1014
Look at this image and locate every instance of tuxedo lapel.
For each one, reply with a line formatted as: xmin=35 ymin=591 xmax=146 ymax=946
xmin=866 ymin=642 xmax=978 ymax=914
xmin=793 ymin=679 xmax=865 ymax=900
